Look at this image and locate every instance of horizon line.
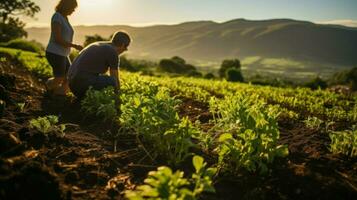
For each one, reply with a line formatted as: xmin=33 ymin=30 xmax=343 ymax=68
xmin=25 ymin=18 xmax=357 ymax=29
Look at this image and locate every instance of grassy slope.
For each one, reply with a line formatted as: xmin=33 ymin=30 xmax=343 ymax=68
xmin=0 ymin=47 xmax=52 ymax=79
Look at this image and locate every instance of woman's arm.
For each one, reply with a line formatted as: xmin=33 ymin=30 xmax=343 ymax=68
xmin=52 ymin=22 xmax=83 ymax=50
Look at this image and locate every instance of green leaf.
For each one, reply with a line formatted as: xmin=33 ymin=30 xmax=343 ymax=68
xmin=192 ymin=155 xmax=204 ymax=172
xmin=218 ymin=133 xmax=232 ymax=142
xmin=275 ymin=145 xmax=289 ymax=157
xmin=206 ymin=168 xmax=217 ymax=177
xmin=138 ymin=185 xmax=158 ymax=197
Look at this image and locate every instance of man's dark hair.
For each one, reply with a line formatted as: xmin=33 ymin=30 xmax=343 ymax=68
xmin=111 ymin=31 xmax=131 ymax=47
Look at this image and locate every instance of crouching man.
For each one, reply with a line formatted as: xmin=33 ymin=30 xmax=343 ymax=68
xmin=68 ymin=31 xmax=131 ymax=99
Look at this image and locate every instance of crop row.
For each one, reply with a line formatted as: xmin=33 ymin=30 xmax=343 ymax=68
xmin=143 ymin=75 xmax=357 ymax=123
xmin=79 ymin=73 xmax=291 ymax=198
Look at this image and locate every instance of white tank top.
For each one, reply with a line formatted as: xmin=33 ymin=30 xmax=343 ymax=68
xmin=46 ymin=12 xmax=74 ymax=56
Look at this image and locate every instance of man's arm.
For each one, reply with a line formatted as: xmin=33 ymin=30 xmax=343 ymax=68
xmin=109 ymin=68 xmax=121 ymax=114
xmin=109 ymin=68 xmax=120 ymax=94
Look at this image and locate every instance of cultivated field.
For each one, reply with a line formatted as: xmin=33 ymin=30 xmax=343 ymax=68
xmin=0 ymin=47 xmax=356 ymax=199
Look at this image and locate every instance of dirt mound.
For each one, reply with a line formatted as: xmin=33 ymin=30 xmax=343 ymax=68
xmin=0 ymin=160 xmax=65 ymax=200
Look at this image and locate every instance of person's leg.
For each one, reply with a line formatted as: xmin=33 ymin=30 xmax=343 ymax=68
xmin=61 ymin=57 xmax=71 ymax=94
xmin=45 ymin=52 xmax=68 ymax=95
xmin=69 ymin=78 xmax=85 ymax=99
xmin=91 ymin=75 xmax=116 ymax=91
xmin=69 ymin=75 xmax=93 ymax=100
xmin=69 ymin=75 xmax=115 ymax=100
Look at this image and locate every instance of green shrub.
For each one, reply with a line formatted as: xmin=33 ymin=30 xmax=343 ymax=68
xmin=130 ymin=59 xmax=157 ymax=70
xmin=158 ymin=56 xmax=197 ymax=74
xmin=225 ymin=68 xmax=244 ymax=82
xmin=219 ymin=59 xmax=241 ymax=78
xmin=187 ymin=70 xmax=202 ymax=77
xmin=120 ymin=56 xmax=137 ymax=72
xmin=0 ymin=39 xmax=43 ymax=53
xmin=83 ymin=34 xmax=109 ymax=47
xmin=248 ymin=74 xmax=295 ymax=87
xmin=305 ymin=76 xmax=327 ymax=90
xmin=203 ymin=73 xmax=215 ymax=79
xmin=119 ymin=57 xmax=157 ymax=73
xmin=348 ymin=68 xmax=357 ymax=91
xmin=329 ymin=67 xmax=357 ymax=91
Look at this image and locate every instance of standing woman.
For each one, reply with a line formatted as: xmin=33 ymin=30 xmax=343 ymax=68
xmin=46 ymin=0 xmax=83 ymax=95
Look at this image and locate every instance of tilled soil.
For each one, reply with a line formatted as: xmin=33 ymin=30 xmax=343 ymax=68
xmin=0 ymin=59 xmax=356 ymax=200
xmin=0 ymin=60 xmax=144 ymax=200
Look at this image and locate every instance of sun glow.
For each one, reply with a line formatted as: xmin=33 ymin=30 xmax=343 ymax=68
xmin=78 ymin=0 xmax=118 ymax=12
xmin=71 ymin=0 xmax=127 ymax=25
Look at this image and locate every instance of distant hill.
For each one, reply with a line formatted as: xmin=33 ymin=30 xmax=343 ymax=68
xmin=26 ymin=18 xmax=357 ymax=67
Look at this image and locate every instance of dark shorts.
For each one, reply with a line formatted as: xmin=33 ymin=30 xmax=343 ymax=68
xmin=45 ymin=51 xmax=71 ymax=77
xmin=69 ymin=74 xmax=116 ymax=99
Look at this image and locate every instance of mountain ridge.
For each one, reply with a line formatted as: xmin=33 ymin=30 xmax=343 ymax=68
xmin=26 ymin=18 xmax=357 ymax=66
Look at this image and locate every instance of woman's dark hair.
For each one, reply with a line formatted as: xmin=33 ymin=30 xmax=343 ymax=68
xmin=55 ymin=0 xmax=78 ymax=14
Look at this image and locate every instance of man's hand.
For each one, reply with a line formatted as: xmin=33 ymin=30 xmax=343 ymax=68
xmin=72 ymin=44 xmax=83 ymax=51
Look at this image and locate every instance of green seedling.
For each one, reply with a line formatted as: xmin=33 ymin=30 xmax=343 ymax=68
xmin=125 ymin=155 xmax=216 ymax=200
xmin=29 ymin=115 xmax=66 ymax=137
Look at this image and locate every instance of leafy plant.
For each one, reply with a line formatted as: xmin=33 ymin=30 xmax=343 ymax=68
xmin=119 ymin=77 xmax=200 ymax=166
xmin=125 ymin=155 xmax=216 ymax=200
xmin=16 ymin=102 xmax=26 ymax=112
xmin=29 ymin=115 xmax=65 ymax=136
xmin=125 ymin=166 xmax=191 ymax=200
xmin=83 ymin=34 xmax=110 ymax=47
xmin=191 ymin=155 xmax=217 ymax=195
xmin=161 ymin=117 xmax=200 ymax=166
xmin=304 ymin=116 xmax=324 ymax=129
xmin=210 ymin=95 xmax=288 ymax=174
xmin=329 ymin=127 xmax=357 ymax=157
xmin=81 ymin=87 xmax=117 ymax=122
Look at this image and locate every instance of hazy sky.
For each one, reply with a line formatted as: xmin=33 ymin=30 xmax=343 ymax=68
xmin=24 ymin=0 xmax=357 ymax=27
